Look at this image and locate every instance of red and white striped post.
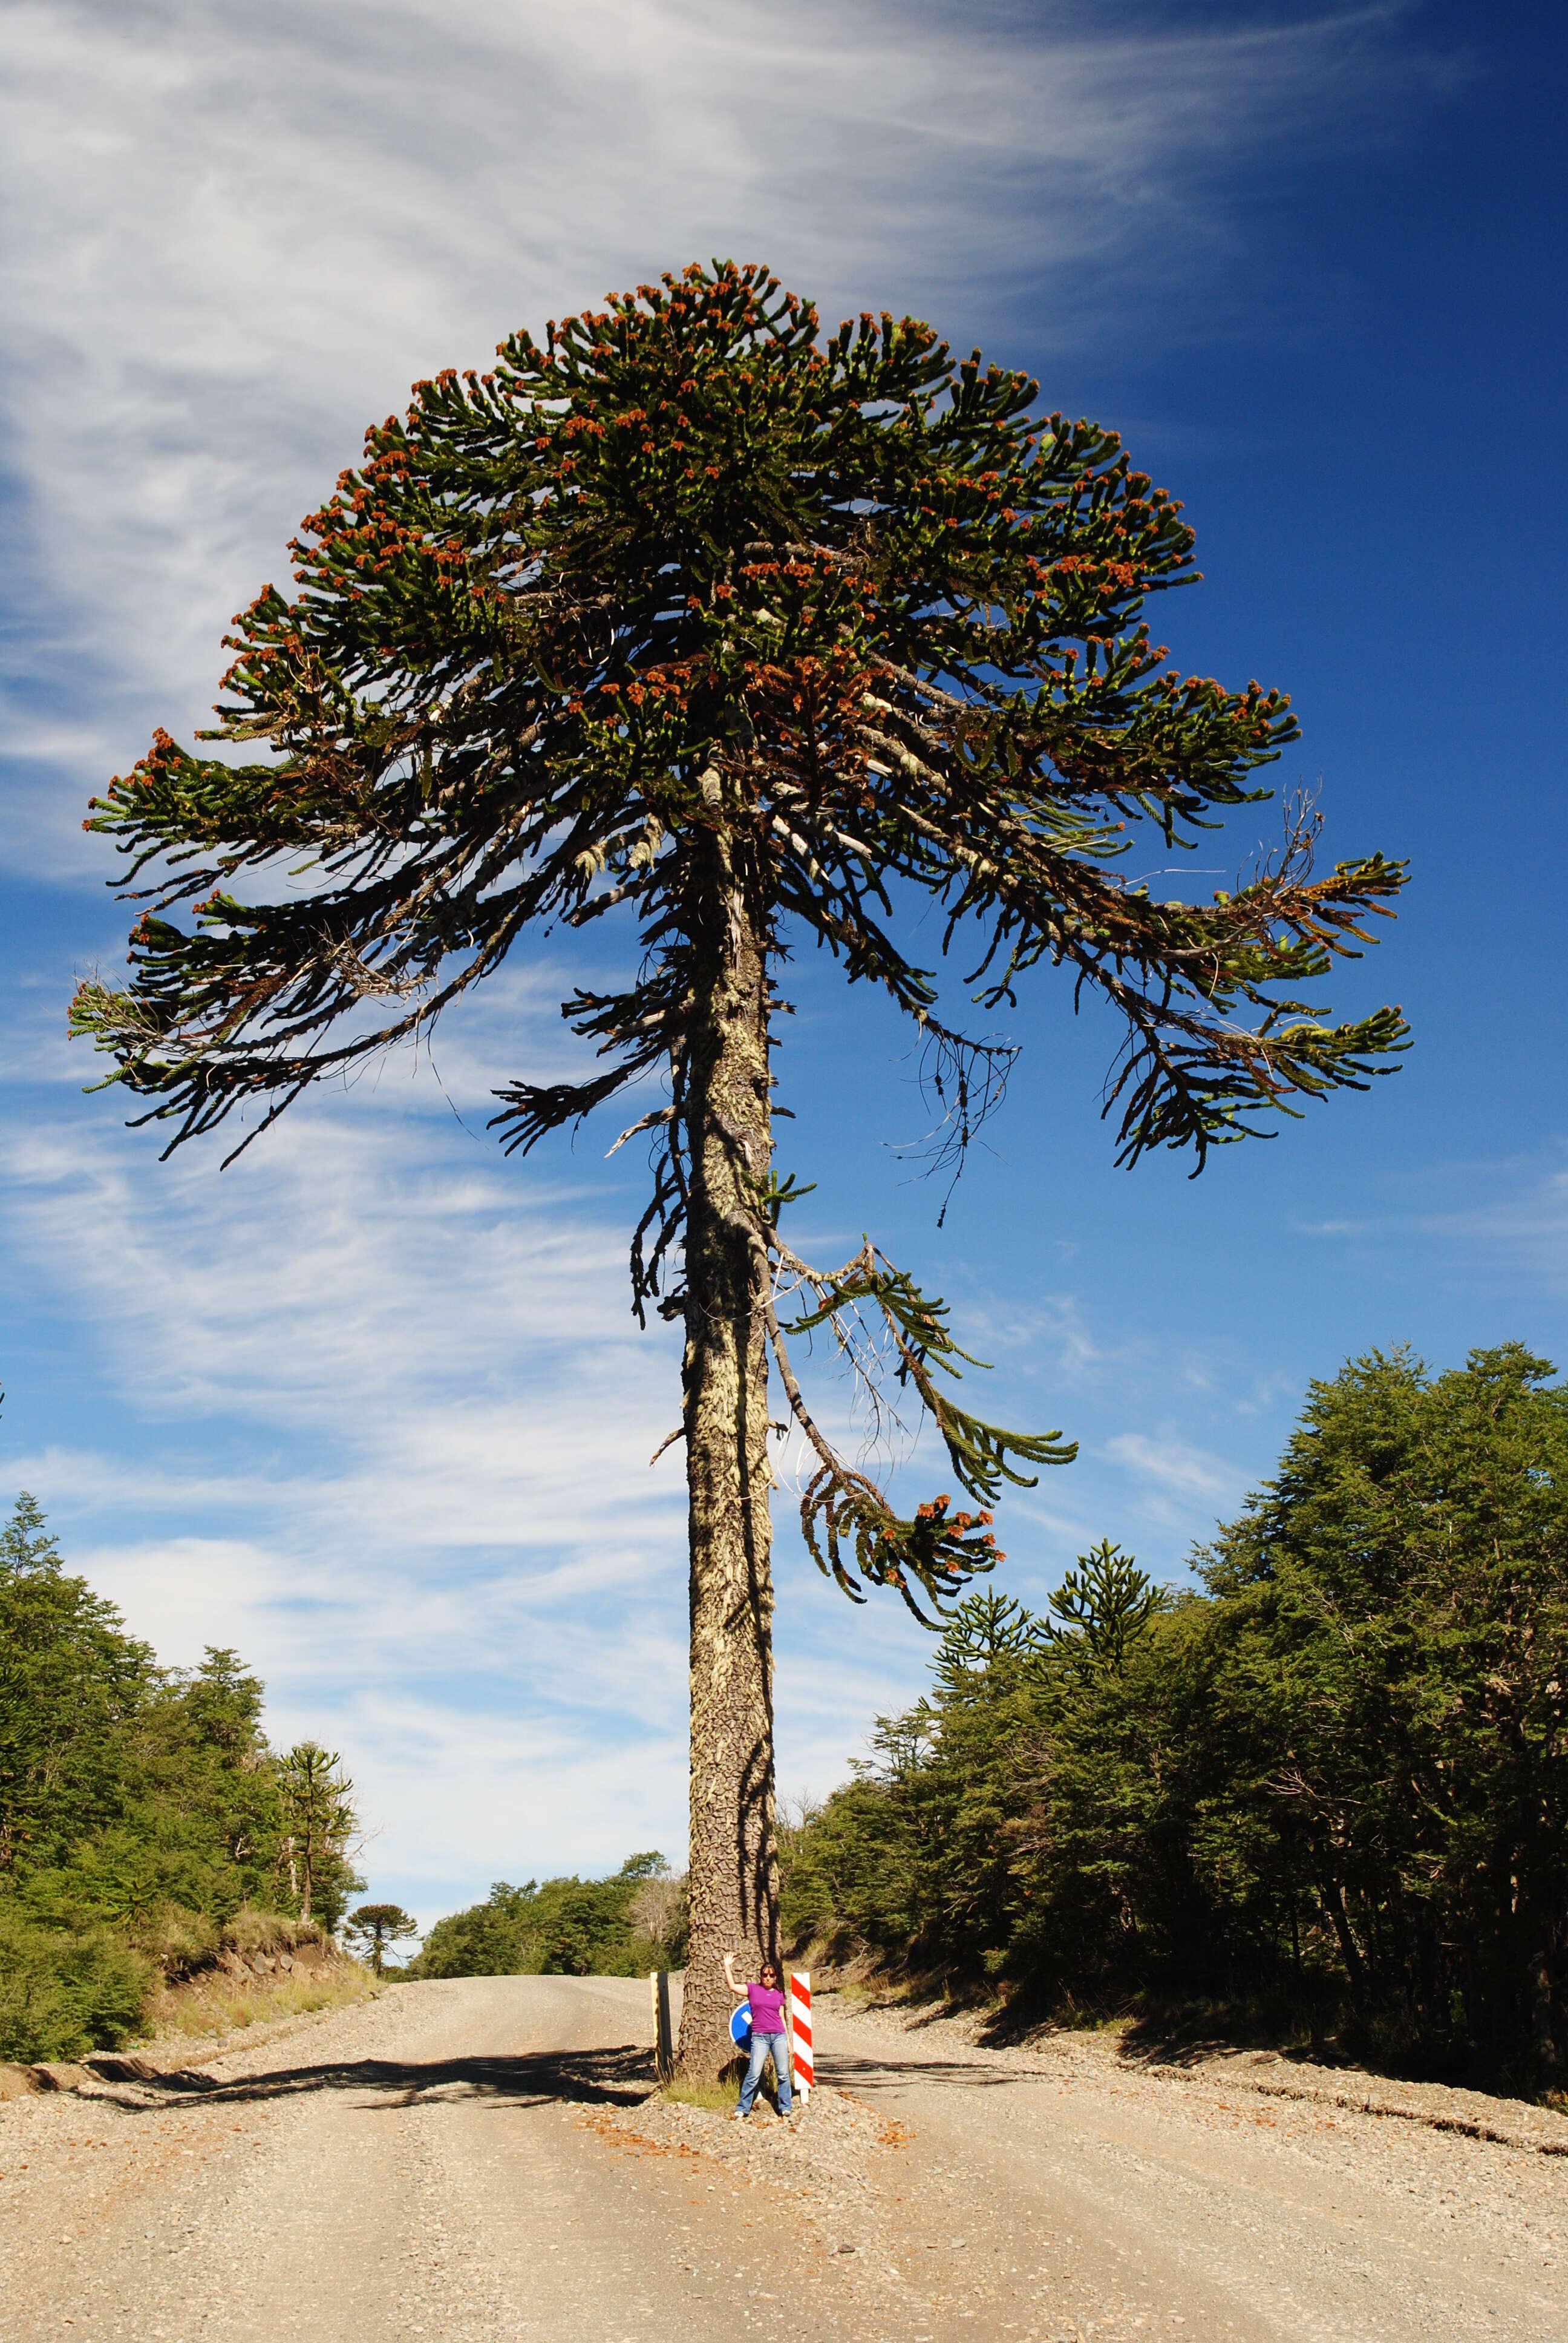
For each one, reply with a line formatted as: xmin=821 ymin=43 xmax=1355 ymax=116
xmin=788 ymin=1970 xmax=812 ymax=2103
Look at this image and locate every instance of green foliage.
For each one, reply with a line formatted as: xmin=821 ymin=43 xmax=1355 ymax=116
xmin=0 ymin=1493 xmax=157 ymax=1876
xmin=0 ymin=1493 xmax=361 ymax=2060
xmin=276 ymin=1742 xmax=362 ymax=1931
xmin=777 ymin=1243 xmax=1075 ymax=1614
xmin=1193 ymin=1340 xmax=1568 ymax=2077
xmin=0 ymin=1901 xmax=150 ymax=2064
xmin=932 ymin=1588 xmax=1045 ymax=1693
xmin=1044 ymin=1540 xmax=1163 ymax=1673
xmin=70 ymin=258 xmax=1406 ymax=1623
xmin=345 ymin=1902 xmax=419 ymax=1974
xmin=412 ymin=1884 xmax=531 ymax=1979
xmin=782 ymin=1346 xmax=1568 ymax=2089
xmin=411 ymin=1855 xmax=684 ymax=1979
xmin=1 ymin=1492 xmax=63 ymax=1573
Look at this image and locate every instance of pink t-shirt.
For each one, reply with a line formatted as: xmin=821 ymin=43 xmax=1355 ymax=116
xmin=746 ymin=1981 xmax=786 ymax=2034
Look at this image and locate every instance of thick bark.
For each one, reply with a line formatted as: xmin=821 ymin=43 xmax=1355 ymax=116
xmin=676 ymin=813 xmax=776 ymax=2079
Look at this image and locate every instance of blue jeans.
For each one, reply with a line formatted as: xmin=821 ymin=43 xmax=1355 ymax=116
xmin=737 ymin=2028 xmax=792 ymax=2114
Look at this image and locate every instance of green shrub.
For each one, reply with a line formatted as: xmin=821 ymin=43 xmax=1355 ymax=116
xmin=0 ymin=1903 xmax=150 ymax=2063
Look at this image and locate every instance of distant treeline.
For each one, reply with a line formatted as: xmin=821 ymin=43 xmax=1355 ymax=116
xmin=780 ymin=1345 xmax=1568 ymax=2093
xmin=0 ymin=1495 xmax=361 ymax=2063
xmin=411 ymin=1857 xmax=688 ymax=1979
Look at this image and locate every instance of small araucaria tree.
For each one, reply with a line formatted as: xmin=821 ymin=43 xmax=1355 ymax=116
xmin=345 ymin=1902 xmax=420 ymax=1974
xmin=276 ymin=1742 xmax=359 ymax=1930
xmin=71 ymin=262 xmax=1407 ymax=2076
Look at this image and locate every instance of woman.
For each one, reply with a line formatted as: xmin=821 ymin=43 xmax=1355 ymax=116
xmin=722 ymin=1950 xmax=794 ymax=2118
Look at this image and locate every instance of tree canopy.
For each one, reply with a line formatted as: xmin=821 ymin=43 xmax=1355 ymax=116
xmin=70 ymin=258 xmax=1406 ymax=1616
xmin=783 ymin=1344 xmax=1568 ymax=2089
xmin=411 ymin=1854 xmax=685 ymax=1979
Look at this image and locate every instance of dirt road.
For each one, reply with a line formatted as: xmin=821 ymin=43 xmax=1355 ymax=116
xmin=4 ymin=1974 xmax=1567 ymax=2340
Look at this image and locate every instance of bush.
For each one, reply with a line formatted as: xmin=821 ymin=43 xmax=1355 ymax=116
xmin=224 ymin=1906 xmax=325 ymax=1958
xmin=0 ymin=1904 xmax=150 ymax=2063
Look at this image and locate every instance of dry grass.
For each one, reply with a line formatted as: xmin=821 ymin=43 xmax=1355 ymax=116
xmin=139 ymin=1956 xmax=378 ymax=2044
xmin=659 ymin=2074 xmax=742 ymax=2113
xmin=222 ymin=1906 xmax=312 ymax=1959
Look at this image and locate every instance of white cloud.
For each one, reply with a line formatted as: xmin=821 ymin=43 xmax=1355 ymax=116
xmin=956 ymin=1286 xmax=1107 ymax=1377
xmin=0 ymin=1084 xmax=955 ymax=1907
xmin=1413 ymin=1161 xmax=1568 ymax=1298
xmin=0 ymin=0 xmax=1433 ymax=877
xmin=1288 ymin=1153 xmax=1568 ymax=1303
xmin=1102 ymin=1429 xmax=1241 ymax=1505
xmin=0 ymin=1106 xmax=687 ymax=1522
xmin=60 ymin=1527 xmax=694 ymax=1921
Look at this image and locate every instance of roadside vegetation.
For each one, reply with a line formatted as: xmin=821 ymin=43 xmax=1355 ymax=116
xmin=659 ymin=2074 xmax=741 ymax=2112
xmin=138 ymin=1913 xmax=377 ymax=2043
xmin=782 ymin=1345 xmax=1568 ymax=2098
xmin=411 ymin=1856 xmax=688 ymax=1979
xmin=0 ymin=1494 xmax=365 ymax=2062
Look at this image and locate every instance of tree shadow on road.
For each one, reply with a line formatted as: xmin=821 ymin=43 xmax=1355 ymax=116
xmin=815 ymin=2050 xmax=1022 ymax=2095
xmin=85 ymin=2041 xmax=1036 ymax=2117
xmin=84 ymin=2042 xmax=656 ymax=2114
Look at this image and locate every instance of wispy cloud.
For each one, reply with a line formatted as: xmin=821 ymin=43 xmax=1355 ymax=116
xmin=0 ymin=0 xmax=1434 ymax=876
xmin=1413 ymin=1159 xmax=1568 ymax=1299
xmin=1103 ymin=1429 xmax=1243 ymax=1506
xmin=0 ymin=1104 xmax=673 ymax=1466
xmin=1288 ymin=1150 xmax=1568 ymax=1303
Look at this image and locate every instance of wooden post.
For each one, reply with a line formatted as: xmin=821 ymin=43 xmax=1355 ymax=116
xmin=651 ymin=1969 xmax=674 ymax=2082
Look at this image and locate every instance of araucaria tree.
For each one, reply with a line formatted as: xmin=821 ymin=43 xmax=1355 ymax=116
xmin=72 ymin=263 xmax=1407 ymax=2076
xmin=345 ymin=1902 xmax=420 ymax=1975
xmin=276 ymin=1742 xmax=359 ymax=1930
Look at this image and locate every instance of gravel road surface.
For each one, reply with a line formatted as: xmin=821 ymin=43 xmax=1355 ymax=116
xmin=4 ymin=1974 xmax=1567 ymax=2340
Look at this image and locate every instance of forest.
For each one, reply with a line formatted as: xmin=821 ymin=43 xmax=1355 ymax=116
xmin=0 ymin=1495 xmax=361 ymax=2062
xmin=781 ymin=1345 xmax=1568 ymax=2092
xmin=411 ymin=1857 xmax=688 ymax=1980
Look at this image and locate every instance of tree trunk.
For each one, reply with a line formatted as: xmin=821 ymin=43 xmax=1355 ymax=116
xmin=1318 ymin=1875 xmax=1367 ymax=2013
xmin=676 ymin=807 xmax=776 ymax=2079
xmin=1527 ymin=1919 xmax=1559 ymax=2074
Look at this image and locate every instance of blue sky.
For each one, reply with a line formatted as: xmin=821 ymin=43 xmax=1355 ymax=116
xmin=2 ymin=1 xmax=1564 ymax=1936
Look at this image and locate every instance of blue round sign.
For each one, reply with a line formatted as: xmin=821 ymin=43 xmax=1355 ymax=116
xmin=730 ymin=2001 xmax=752 ymax=2046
